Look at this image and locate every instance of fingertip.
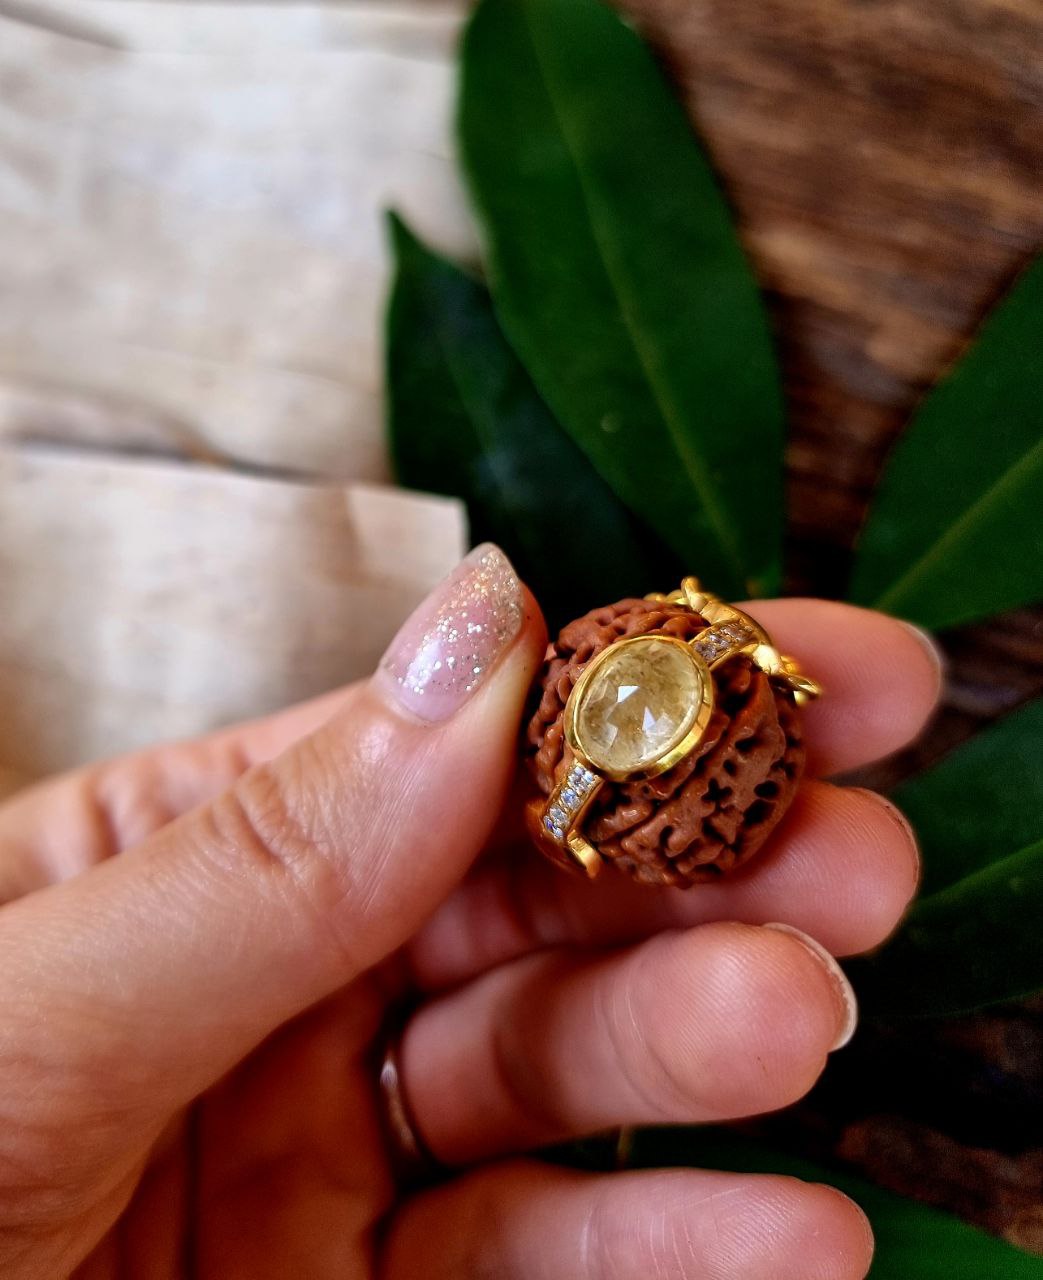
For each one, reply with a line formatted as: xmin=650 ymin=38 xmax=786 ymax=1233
xmin=516 ymin=582 xmax=550 ymax=681
xmin=744 ymin=599 xmax=943 ymax=775
xmin=897 ymin=619 xmax=946 ymax=687
xmin=801 ymin=1182 xmax=876 ymax=1279
xmin=843 ymin=786 xmax=922 ymax=916
xmin=720 ymin=1176 xmax=874 ymax=1280
xmin=734 ymin=924 xmax=854 ymax=1077
xmin=744 ymin=782 xmax=921 ymax=957
xmin=639 ymin=923 xmax=848 ymax=1115
xmin=632 ymin=1172 xmax=876 ymax=1280
xmin=518 ymin=580 xmax=549 ymax=644
xmin=370 ymin=544 xmax=546 ymax=727
xmin=804 ymin=603 xmax=942 ymax=775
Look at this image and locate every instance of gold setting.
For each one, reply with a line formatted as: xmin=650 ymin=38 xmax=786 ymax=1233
xmin=565 ymin=634 xmax=715 ymax=783
xmin=537 ymin=577 xmax=821 ymax=877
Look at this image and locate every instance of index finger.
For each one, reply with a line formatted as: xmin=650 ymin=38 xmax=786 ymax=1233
xmin=0 ymin=597 xmax=936 ymax=902
xmin=744 ymin=598 xmax=942 ymax=776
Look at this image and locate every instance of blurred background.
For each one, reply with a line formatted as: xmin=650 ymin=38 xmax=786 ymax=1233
xmin=1 ymin=0 xmax=1040 ymax=1263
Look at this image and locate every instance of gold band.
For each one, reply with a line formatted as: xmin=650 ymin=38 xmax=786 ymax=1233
xmin=376 ymin=1020 xmax=442 ymax=1188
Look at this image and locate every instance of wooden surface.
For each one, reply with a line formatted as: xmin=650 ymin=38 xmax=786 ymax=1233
xmin=617 ymin=0 xmax=1043 ymax=1247
xmin=621 ymin=0 xmax=1043 ymax=774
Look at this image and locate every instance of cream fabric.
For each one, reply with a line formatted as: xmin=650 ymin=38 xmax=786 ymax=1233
xmin=0 ymin=1 xmax=476 ymax=789
xmin=0 ymin=446 xmax=465 ymax=791
xmin=0 ymin=0 xmax=474 ymax=477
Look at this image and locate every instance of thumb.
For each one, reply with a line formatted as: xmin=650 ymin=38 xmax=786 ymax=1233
xmin=0 ymin=545 xmax=543 ymax=1151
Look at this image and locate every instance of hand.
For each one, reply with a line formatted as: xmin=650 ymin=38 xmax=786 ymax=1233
xmin=0 ymin=546 xmax=938 ymax=1279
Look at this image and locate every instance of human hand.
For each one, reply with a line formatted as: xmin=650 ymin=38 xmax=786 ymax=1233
xmin=0 ymin=545 xmax=939 ymax=1278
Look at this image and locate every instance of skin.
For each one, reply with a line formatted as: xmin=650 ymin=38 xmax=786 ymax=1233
xmin=0 ymin=592 xmax=939 ymax=1279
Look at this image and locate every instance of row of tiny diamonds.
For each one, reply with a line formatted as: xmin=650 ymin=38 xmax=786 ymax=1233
xmin=543 ymin=760 xmax=600 ymax=844
xmin=693 ymin=619 xmax=755 ymax=663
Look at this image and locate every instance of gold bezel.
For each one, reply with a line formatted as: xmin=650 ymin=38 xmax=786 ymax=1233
xmin=563 ymin=633 xmax=715 ymax=783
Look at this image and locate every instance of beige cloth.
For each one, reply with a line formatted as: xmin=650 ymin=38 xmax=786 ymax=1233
xmin=0 ymin=0 xmax=474 ymax=478
xmin=0 ymin=445 xmax=465 ymax=793
xmin=0 ymin=1 xmax=476 ymax=790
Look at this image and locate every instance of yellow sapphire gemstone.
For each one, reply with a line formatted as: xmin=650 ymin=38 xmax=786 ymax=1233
xmin=567 ymin=634 xmax=713 ymax=779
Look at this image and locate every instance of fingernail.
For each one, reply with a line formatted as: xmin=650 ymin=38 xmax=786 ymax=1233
xmin=899 ymin=620 xmax=945 ymax=680
xmin=848 ymin=788 xmax=922 ymax=894
xmin=377 ymin=543 xmax=524 ymax=723
xmin=763 ymin=922 xmax=859 ymax=1051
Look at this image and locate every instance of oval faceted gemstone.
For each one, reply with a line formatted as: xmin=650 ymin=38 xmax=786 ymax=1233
xmin=574 ymin=636 xmax=708 ymax=776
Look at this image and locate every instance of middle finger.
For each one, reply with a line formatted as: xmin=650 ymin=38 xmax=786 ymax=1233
xmin=400 ymin=920 xmax=857 ymax=1165
xmin=408 ymin=780 xmax=919 ymax=990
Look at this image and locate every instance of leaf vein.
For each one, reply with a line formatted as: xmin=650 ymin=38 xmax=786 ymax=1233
xmin=874 ymin=433 xmax=1043 ymax=613
xmin=517 ymin=5 xmax=747 ymax=587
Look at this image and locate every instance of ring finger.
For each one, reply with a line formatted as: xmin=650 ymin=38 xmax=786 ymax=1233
xmin=400 ymin=920 xmax=857 ymax=1165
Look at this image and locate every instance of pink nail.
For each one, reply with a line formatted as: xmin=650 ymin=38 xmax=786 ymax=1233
xmin=377 ymin=544 xmax=524 ymax=722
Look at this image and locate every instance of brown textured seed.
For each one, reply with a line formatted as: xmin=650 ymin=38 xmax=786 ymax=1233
xmin=523 ymin=597 xmax=805 ymax=888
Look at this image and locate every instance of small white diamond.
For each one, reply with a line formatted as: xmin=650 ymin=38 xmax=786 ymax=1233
xmin=561 ymin=787 xmax=578 ymax=808
xmin=549 ymin=805 xmax=566 ymax=825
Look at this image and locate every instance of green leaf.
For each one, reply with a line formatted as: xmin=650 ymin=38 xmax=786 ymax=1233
xmin=385 ymin=212 xmax=668 ymax=626
xmin=850 ymin=255 xmax=1043 ymax=628
xmin=458 ymin=0 xmax=785 ymax=600
xmin=893 ymin=696 xmax=1043 ymax=895
xmin=848 ymin=837 xmax=1043 ymax=1016
xmin=850 ymin=697 xmax=1043 ymax=1014
xmin=628 ymin=1126 xmax=1042 ymax=1279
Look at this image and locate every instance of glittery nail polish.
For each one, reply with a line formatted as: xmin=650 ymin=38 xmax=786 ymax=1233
xmin=377 ymin=544 xmax=524 ymax=722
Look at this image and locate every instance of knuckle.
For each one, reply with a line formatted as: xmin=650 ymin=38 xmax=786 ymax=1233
xmin=90 ymin=758 xmax=181 ymax=854
xmin=579 ymin=1193 xmax=614 ymax=1277
xmin=0 ymin=1055 xmax=118 ymax=1262
xmin=491 ymin=993 xmax=572 ymax=1141
xmin=608 ymin=964 xmax=698 ymax=1123
xmin=205 ymin=747 xmax=363 ymax=968
xmin=582 ymin=1185 xmax=695 ymax=1280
